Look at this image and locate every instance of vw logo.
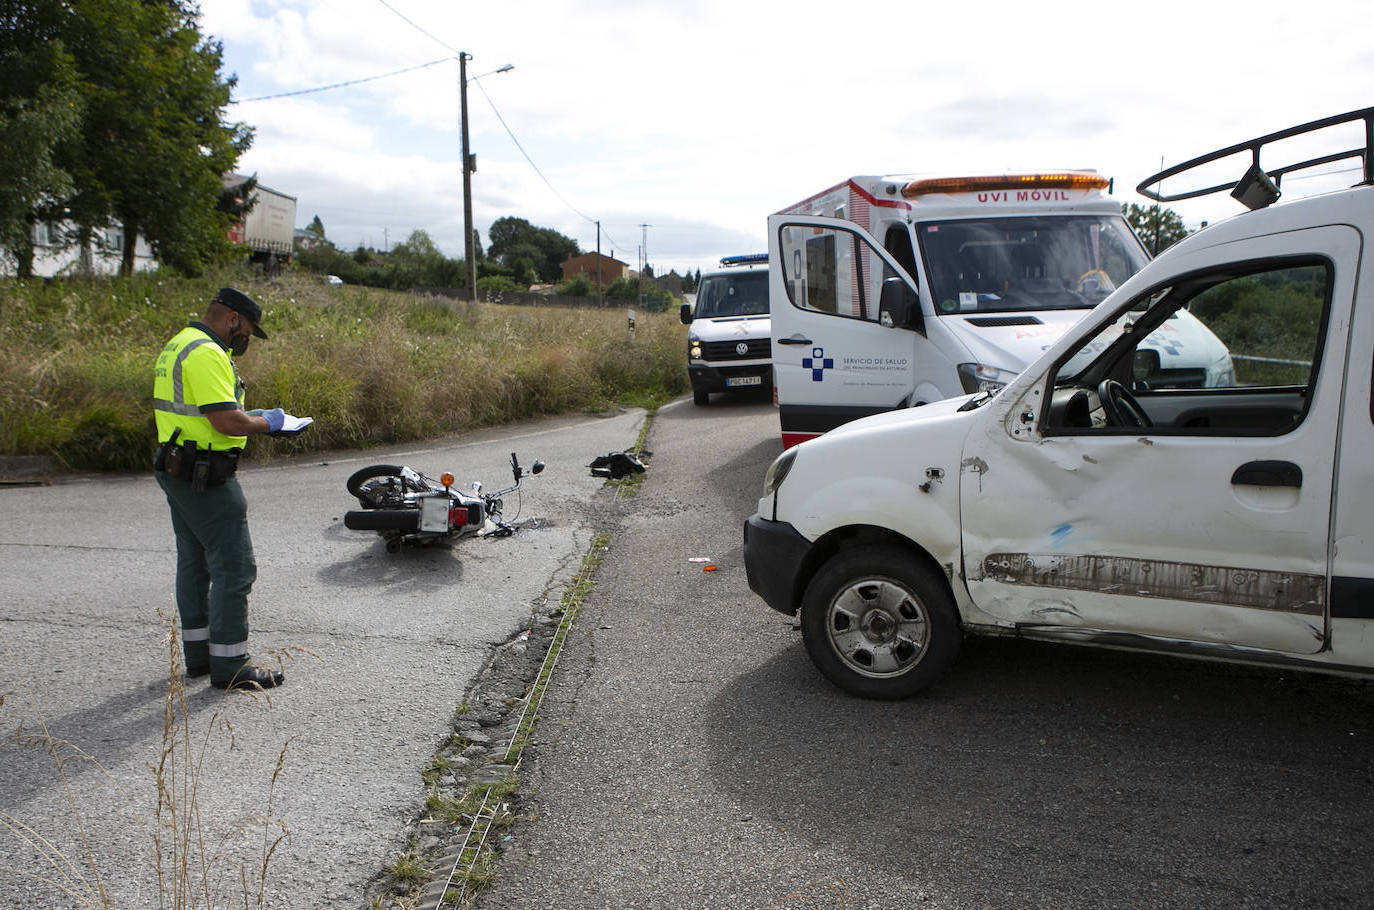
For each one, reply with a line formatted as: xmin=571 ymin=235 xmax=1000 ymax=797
xmin=735 ymin=342 xmax=749 ymax=355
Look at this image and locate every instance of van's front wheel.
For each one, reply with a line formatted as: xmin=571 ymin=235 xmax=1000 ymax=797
xmin=800 ymin=546 xmax=960 ymax=699
xmin=692 ymin=387 xmax=709 ymax=406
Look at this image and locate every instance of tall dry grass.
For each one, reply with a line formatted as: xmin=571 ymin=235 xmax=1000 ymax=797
xmin=1 ymin=623 xmax=300 ymax=907
xmin=0 ymin=270 xmax=688 ymax=471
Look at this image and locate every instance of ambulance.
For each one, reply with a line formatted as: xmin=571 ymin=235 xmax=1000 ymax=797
xmin=769 ymin=172 xmax=1233 ymax=447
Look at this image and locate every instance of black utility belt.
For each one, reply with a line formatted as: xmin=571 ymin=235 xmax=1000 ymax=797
xmin=154 ymin=439 xmax=241 ymax=490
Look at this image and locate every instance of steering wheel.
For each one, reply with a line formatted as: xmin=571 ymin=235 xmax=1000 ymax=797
xmin=1097 ymin=380 xmax=1152 ymax=428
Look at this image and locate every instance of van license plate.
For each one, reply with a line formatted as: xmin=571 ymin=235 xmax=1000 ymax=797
xmin=727 ymin=376 xmax=762 ymax=387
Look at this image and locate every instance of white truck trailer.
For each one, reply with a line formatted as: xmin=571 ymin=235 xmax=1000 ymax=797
xmin=227 ymin=176 xmax=297 ymax=273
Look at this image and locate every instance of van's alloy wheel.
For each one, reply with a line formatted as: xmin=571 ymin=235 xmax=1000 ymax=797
xmin=800 ymin=545 xmax=960 ymax=699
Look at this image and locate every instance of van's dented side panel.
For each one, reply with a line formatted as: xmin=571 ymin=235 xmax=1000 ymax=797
xmin=957 ymin=221 xmax=1364 ymax=657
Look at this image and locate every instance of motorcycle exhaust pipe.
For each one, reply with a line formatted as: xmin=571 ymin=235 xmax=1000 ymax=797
xmin=344 ymin=509 xmax=420 ymax=531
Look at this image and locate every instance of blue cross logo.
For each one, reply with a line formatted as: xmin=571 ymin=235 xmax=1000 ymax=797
xmin=801 ymin=347 xmax=833 ymax=382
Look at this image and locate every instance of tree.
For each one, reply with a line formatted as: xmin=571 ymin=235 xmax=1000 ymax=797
xmin=1123 ymin=203 xmax=1188 ymax=257
xmin=486 ymin=216 xmax=580 ymax=283
xmin=54 ymin=0 xmax=252 ymax=275
xmin=0 ymin=0 xmax=83 ymax=277
xmin=389 ymin=229 xmax=463 ymax=288
xmin=306 ymin=214 xmax=326 ymax=240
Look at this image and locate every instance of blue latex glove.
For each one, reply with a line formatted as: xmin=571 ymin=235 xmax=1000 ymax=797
xmin=245 ymin=408 xmax=264 ymax=417
xmin=263 ymin=408 xmax=285 ymax=433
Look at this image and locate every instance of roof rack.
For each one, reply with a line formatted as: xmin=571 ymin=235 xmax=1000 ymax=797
xmin=1137 ymin=107 xmax=1374 ymax=210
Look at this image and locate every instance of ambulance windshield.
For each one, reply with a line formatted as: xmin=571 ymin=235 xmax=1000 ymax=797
xmin=918 ymin=215 xmax=1148 ymax=314
xmin=695 ymin=271 xmax=769 ymax=318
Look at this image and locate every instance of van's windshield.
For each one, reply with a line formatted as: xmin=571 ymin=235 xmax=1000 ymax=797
xmin=695 ymin=271 xmax=769 ymax=318
xmin=917 ymin=215 xmax=1148 ymax=314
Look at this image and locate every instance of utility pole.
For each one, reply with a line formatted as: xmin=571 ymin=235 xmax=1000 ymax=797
xmin=459 ymin=56 xmax=514 ymax=303
xmin=595 ymin=220 xmax=603 ymax=307
xmin=639 ymin=223 xmax=651 ymax=306
xmin=459 ymin=52 xmax=475 ymax=302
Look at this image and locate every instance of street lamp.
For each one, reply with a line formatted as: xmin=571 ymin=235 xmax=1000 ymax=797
xmin=459 ymin=56 xmax=514 ymax=302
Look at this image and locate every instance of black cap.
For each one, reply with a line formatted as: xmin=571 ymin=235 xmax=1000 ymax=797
xmin=214 ymin=287 xmax=268 ymax=339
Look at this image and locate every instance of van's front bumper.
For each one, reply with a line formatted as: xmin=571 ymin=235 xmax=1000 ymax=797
xmin=743 ymin=514 xmax=811 ymax=616
xmin=688 ymin=362 xmax=773 ymax=393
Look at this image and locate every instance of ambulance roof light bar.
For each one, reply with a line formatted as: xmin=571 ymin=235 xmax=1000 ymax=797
xmin=900 ymin=172 xmax=1112 ymax=198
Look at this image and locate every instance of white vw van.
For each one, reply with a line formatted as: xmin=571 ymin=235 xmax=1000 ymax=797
xmin=680 ymin=254 xmax=771 ymax=405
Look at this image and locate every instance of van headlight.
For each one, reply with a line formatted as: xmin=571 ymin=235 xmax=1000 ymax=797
xmin=957 ymin=363 xmax=1016 ymax=395
xmin=688 ymin=332 xmax=702 ymax=361
xmin=763 ymin=449 xmax=798 ymax=497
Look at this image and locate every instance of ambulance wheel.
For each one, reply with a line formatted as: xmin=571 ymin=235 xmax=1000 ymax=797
xmin=800 ymin=545 xmax=961 ymax=699
xmin=693 ymin=387 xmax=709 ymax=406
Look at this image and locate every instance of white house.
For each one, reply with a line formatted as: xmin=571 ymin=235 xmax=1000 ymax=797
xmin=5 ymin=221 xmax=158 ymax=278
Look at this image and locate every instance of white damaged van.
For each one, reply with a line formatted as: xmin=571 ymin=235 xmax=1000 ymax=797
xmin=746 ymin=108 xmax=1374 ymax=698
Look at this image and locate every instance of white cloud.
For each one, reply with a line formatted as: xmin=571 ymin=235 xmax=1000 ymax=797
xmin=201 ymin=0 xmax=1374 ymax=273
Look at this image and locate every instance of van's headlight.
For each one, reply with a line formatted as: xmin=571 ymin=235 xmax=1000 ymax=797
xmin=688 ymin=333 xmax=702 ymax=360
xmin=763 ymin=449 xmax=798 ymax=497
xmin=957 ymin=363 xmax=1016 ymax=395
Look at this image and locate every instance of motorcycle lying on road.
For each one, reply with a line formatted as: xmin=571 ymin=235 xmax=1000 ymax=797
xmin=343 ymin=452 xmax=544 ymax=553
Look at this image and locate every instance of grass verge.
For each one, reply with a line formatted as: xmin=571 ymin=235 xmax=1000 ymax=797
xmin=1 ymin=270 xmax=688 ymax=472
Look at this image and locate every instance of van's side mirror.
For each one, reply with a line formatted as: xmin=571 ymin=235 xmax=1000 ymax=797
xmin=679 ymin=303 xmax=693 ymax=325
xmin=879 ymin=277 xmax=923 ymax=336
xmin=1132 ymin=348 xmax=1161 ymax=389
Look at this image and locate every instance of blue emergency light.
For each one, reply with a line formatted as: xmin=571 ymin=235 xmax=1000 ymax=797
xmin=720 ymin=253 xmax=768 ymax=267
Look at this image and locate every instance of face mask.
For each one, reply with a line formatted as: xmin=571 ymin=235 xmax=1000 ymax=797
xmin=228 ymin=318 xmax=251 ymax=357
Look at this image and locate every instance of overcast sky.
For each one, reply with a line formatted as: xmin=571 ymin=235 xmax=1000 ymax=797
xmin=202 ymin=0 xmax=1373 ymax=277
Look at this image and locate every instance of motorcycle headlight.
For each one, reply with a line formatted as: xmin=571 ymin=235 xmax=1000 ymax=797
xmin=763 ymin=448 xmax=798 ymax=497
xmin=957 ymin=362 xmax=1016 ymax=395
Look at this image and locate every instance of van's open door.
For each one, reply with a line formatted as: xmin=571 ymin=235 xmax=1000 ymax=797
xmin=768 ymin=214 xmax=922 ymax=447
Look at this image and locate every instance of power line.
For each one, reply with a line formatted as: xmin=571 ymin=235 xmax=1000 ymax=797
xmin=373 ymin=1 xmax=621 ymax=253
xmin=243 ymin=0 xmax=634 ymax=261
xmin=376 ymin=0 xmax=458 ymax=55
xmin=230 ymin=56 xmax=452 ymax=103
xmin=471 ymin=79 xmax=627 ymax=253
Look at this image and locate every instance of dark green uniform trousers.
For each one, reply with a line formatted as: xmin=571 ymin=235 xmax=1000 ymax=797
xmin=156 ymin=470 xmax=257 ymax=682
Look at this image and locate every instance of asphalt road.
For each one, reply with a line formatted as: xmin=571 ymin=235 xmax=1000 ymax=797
xmin=0 ymin=409 xmax=645 ymax=909
xmin=478 ymin=392 xmax=1374 ymax=910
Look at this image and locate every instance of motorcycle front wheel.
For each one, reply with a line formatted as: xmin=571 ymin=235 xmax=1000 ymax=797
xmin=346 ymin=464 xmax=414 ymax=508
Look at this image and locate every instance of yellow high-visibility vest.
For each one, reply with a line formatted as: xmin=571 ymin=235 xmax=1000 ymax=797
xmin=152 ymin=324 xmax=247 ymax=450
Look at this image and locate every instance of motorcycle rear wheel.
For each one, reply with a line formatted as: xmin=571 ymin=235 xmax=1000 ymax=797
xmin=346 ymin=464 xmax=414 ymax=507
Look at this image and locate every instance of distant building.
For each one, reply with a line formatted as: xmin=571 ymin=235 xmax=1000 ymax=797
xmin=3 ymin=221 xmax=157 ymax=278
xmin=561 ymin=252 xmax=628 ymax=284
xmin=655 ymin=270 xmax=684 ymax=297
xmin=294 ymin=227 xmax=325 ymax=251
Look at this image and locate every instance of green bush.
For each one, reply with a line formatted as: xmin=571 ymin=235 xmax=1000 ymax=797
xmin=555 ymin=273 xmax=593 ymax=297
xmin=476 ymin=275 xmax=520 ymax=296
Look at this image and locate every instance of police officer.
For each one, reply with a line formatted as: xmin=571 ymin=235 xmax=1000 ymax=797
xmin=152 ymin=287 xmax=301 ymax=690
